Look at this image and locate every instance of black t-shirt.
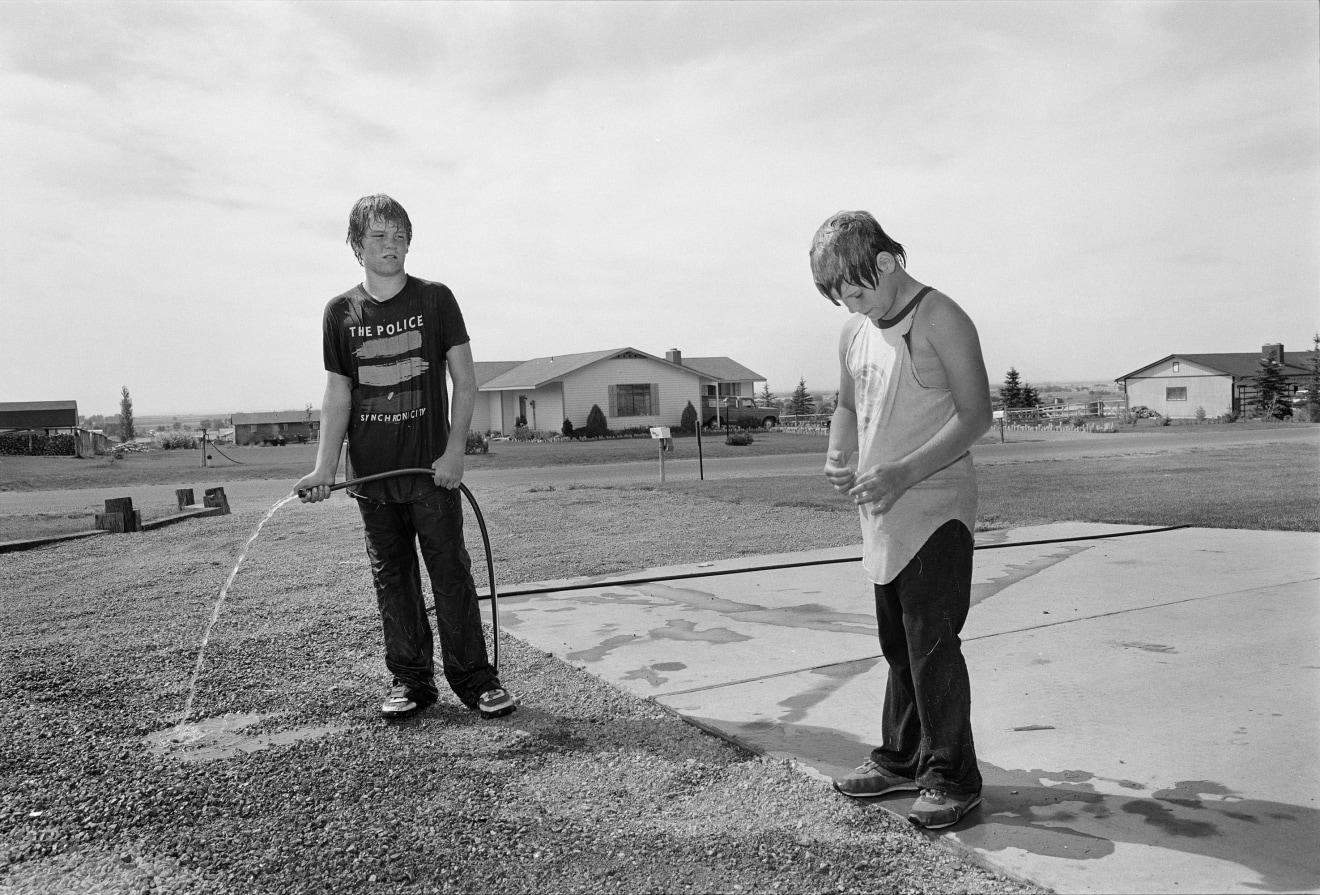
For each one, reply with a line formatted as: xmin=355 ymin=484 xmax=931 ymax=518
xmin=323 ymin=275 xmax=469 ymax=501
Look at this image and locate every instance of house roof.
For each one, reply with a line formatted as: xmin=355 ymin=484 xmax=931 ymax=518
xmin=475 ymin=349 xmax=765 ymax=392
xmin=1117 ymin=352 xmax=1311 ymax=382
xmin=474 ymin=361 xmax=525 ymax=388
xmin=0 ymin=400 xmax=78 ymax=429
xmin=680 ymin=356 xmax=766 ymax=383
xmin=232 ymin=410 xmax=321 ymax=425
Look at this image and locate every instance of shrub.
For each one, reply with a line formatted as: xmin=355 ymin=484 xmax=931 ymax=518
xmin=583 ymin=404 xmax=609 ymax=439
xmin=562 ymin=419 xmax=576 ymax=438
xmin=513 ymin=425 xmax=536 ymax=442
xmin=158 ymin=433 xmax=198 ymax=450
xmin=464 ymin=431 xmax=489 ymax=454
xmin=1220 ymin=411 xmax=1239 ymax=423
xmin=679 ymin=401 xmax=698 ymax=434
xmin=1194 ymin=405 xmax=1207 ymax=422
xmin=726 ymin=431 xmax=754 ymax=446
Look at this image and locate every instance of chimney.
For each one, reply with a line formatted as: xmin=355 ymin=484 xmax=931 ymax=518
xmin=1262 ymin=343 xmax=1284 ymax=364
xmin=665 ymin=349 xmax=682 ymax=366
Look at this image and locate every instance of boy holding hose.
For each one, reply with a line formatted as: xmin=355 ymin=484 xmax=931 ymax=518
xmin=811 ymin=210 xmax=991 ymax=829
xmin=296 ymin=195 xmax=515 ymax=721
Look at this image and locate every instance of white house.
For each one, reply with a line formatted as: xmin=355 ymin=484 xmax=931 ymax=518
xmin=471 ymin=347 xmax=765 ymax=434
xmin=1116 ymin=343 xmax=1310 ymax=418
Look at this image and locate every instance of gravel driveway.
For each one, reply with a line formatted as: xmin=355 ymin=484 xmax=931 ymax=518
xmin=0 ymin=478 xmax=1043 ymax=894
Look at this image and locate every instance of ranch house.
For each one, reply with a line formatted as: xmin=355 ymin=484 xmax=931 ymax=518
xmin=1116 ymin=343 xmax=1311 ymax=419
xmin=471 ymin=348 xmax=765 ymax=435
xmin=232 ymin=411 xmax=321 ymax=446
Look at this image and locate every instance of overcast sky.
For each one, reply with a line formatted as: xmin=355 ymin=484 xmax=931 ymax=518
xmin=2 ymin=1 xmax=1317 ymax=417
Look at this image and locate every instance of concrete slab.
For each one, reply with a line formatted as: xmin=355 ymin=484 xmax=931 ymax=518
xmin=499 ymin=524 xmax=1320 ymax=894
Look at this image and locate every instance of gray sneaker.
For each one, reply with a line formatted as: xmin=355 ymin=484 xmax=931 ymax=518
xmin=907 ymin=789 xmax=983 ymax=829
xmin=477 ymin=687 xmax=517 ymax=718
xmin=379 ymin=680 xmax=433 ymax=719
xmin=832 ymin=760 xmax=920 ymax=798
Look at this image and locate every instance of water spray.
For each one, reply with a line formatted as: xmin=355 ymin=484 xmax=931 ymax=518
xmin=297 ymin=469 xmax=502 ymax=674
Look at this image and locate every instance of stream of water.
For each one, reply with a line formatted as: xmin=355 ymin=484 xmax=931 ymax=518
xmin=175 ymin=491 xmax=298 ymax=727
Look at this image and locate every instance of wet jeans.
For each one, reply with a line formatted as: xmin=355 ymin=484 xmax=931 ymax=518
xmin=357 ymin=487 xmax=499 ymax=709
xmin=870 ymin=519 xmax=982 ymax=796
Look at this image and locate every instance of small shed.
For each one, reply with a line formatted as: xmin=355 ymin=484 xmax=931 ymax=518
xmin=0 ymin=400 xmax=90 ymax=457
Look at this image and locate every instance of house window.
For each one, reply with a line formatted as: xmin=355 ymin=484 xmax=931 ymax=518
xmin=612 ymin=384 xmax=657 ymax=417
xmin=1172 ymin=361 xmax=1180 ymax=372
xmin=1166 ymin=387 xmax=1187 ymax=401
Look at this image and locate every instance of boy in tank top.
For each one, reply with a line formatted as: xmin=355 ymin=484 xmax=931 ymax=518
xmin=810 ymin=210 xmax=992 ymax=829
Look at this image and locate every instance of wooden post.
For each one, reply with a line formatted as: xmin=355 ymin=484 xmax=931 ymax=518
xmin=176 ymin=488 xmax=195 ymax=509
xmin=203 ymin=487 xmax=231 ymax=515
xmin=96 ymin=497 xmax=140 ymax=533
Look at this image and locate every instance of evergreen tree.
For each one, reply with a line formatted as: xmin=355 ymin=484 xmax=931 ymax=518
xmin=584 ymin=403 xmax=609 ymax=438
xmin=1022 ymin=383 xmax=1041 ymax=408
xmin=680 ymin=401 xmax=698 ymax=433
xmin=790 ymin=378 xmax=816 ymax=414
xmin=1253 ymin=356 xmax=1291 ymax=419
xmin=999 ymin=368 xmax=1025 ymax=408
xmin=1305 ymin=333 xmax=1320 ymax=420
xmin=759 ymin=383 xmax=775 ymax=406
xmin=119 ymin=386 xmax=135 ymax=442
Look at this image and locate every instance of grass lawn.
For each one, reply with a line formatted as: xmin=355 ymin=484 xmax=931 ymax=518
xmin=663 ymin=440 xmax=1319 ymax=532
xmin=0 ymin=432 xmax=831 ymax=492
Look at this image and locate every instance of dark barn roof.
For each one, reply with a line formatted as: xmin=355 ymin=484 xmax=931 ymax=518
xmin=0 ymin=400 xmax=78 ymax=430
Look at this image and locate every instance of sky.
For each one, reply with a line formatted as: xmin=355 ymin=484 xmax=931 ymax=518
xmin=1 ymin=1 xmax=1317 ymax=418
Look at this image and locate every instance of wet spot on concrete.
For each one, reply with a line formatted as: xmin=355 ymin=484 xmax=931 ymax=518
xmin=652 ymin=662 xmax=687 ymax=671
xmin=651 ymin=619 xmax=751 ymax=645
xmin=1221 ymin=810 xmax=1260 ymax=823
xmin=1120 ymin=799 xmax=1219 ymax=837
xmin=1117 ymin=641 xmax=1178 ymax=654
xmin=971 ymin=544 xmax=1090 ymax=609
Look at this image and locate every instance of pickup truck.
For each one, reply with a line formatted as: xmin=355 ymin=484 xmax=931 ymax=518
xmin=701 ymin=396 xmax=780 ymax=429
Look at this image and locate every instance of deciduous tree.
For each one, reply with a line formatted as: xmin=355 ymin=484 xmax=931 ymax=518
xmin=119 ymin=387 xmax=135 ymax=442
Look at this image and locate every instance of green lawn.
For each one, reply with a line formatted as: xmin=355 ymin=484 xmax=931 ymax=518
xmin=665 ymin=441 xmax=1319 ymax=532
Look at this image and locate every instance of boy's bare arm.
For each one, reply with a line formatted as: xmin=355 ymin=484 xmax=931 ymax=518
xmin=432 ymin=341 xmax=477 ymax=489
xmin=296 ymin=372 xmax=352 ymax=502
xmin=825 ymin=318 xmax=862 ymax=492
xmin=849 ymin=296 xmax=991 ymax=514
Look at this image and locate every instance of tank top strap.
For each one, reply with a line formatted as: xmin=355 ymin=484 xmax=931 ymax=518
xmin=875 ymin=286 xmax=933 ymax=330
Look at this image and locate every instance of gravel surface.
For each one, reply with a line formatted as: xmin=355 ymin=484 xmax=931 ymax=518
xmin=1 ymin=481 xmax=1044 ymax=894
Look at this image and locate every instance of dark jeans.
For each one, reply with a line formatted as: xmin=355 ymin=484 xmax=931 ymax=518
xmin=357 ymin=487 xmax=499 ymax=709
xmin=870 ymin=519 xmax=982 ymax=796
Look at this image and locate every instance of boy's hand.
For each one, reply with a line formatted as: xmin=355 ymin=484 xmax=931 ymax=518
xmin=824 ymin=449 xmax=856 ymax=492
xmin=295 ymin=470 xmax=335 ymax=503
xmin=848 ymin=462 xmax=911 ymax=516
xmin=432 ymin=452 xmax=464 ymax=490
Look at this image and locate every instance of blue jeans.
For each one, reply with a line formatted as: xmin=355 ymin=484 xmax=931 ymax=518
xmin=357 ymin=486 xmax=500 ymax=709
xmin=870 ymin=519 xmax=982 ymax=796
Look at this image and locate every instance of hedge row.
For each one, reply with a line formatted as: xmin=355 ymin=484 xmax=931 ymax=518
xmin=0 ymin=433 xmax=76 ymax=456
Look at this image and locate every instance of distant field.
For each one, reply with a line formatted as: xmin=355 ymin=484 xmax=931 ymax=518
xmin=0 ymin=432 xmax=831 ymax=492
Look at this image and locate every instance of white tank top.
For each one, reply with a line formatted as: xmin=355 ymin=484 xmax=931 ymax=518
xmin=846 ymin=288 xmax=977 ymax=584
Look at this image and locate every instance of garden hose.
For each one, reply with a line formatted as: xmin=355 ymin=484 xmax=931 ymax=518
xmin=298 ymin=468 xmax=502 ymax=673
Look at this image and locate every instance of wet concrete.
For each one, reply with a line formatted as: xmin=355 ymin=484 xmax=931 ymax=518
xmin=500 ymin=524 xmax=1320 ymax=894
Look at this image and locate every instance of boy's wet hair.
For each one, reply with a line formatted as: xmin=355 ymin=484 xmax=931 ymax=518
xmin=347 ymin=195 xmax=413 ymax=262
xmin=810 ymin=211 xmax=907 ymax=301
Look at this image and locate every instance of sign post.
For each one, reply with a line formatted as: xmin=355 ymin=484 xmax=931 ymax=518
xmin=649 ymin=426 xmax=672 ymax=483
